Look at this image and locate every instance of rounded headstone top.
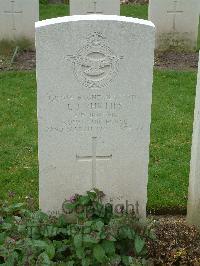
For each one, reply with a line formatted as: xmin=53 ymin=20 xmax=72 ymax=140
xmin=35 ymin=14 xmax=155 ymax=29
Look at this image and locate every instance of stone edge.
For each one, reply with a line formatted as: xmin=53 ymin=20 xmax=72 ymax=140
xmin=35 ymin=15 xmax=155 ymax=29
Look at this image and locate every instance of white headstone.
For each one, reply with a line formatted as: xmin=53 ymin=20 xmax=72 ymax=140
xmin=0 ymin=0 xmax=39 ymax=43
xmin=70 ymin=0 xmax=120 ymax=15
xmin=36 ymin=15 xmax=155 ymax=217
xmin=187 ymin=52 xmax=200 ymax=227
xmin=148 ymin=0 xmax=199 ymax=50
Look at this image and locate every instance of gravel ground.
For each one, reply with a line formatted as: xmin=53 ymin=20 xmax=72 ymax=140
xmin=155 ymin=51 xmax=199 ymax=71
xmin=148 ymin=216 xmax=200 ymax=265
xmin=0 ymin=50 xmax=198 ymax=72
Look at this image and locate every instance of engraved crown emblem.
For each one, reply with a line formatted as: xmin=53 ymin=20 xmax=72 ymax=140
xmin=67 ymin=32 xmax=123 ymax=89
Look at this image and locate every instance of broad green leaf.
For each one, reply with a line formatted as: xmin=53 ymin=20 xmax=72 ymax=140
xmin=32 ymin=239 xmax=48 ymax=249
xmin=106 ymin=235 xmax=116 ymax=242
xmin=46 ymin=243 xmax=55 ymax=259
xmin=12 ymin=203 xmax=25 ymax=210
xmin=83 ymin=227 xmax=91 ymax=234
xmin=76 ymin=246 xmax=85 ymax=259
xmin=101 ymin=240 xmax=115 ymax=255
xmin=0 ymin=246 xmax=8 ymax=257
xmin=119 ymin=227 xmax=135 ymax=240
xmin=43 ymin=225 xmax=59 ymax=237
xmin=148 ymin=230 xmax=156 ymax=241
xmin=32 ymin=211 xmax=48 ymax=224
xmin=134 ymin=235 xmax=145 ymax=255
xmin=94 ymin=203 xmax=105 ymax=217
xmin=74 ymin=234 xmax=82 ymax=248
xmin=82 ymin=257 xmax=90 ymax=266
xmin=58 ymin=228 xmax=68 ymax=235
xmin=79 ymin=196 xmax=90 ymax=206
xmin=5 ymin=251 xmax=18 ymax=265
xmin=122 ymin=256 xmax=134 ymax=265
xmin=83 ymin=234 xmax=99 ymax=244
xmin=37 ymin=252 xmax=51 ymax=265
xmin=84 ymin=221 xmax=93 ymax=227
xmin=30 ymin=227 xmax=41 ymax=239
xmin=109 ymin=254 xmax=121 ymax=265
xmin=57 ymin=214 xmax=68 ymax=226
xmin=95 ymin=221 xmax=104 ymax=232
xmin=93 ymin=244 xmax=106 ymax=263
xmin=18 ymin=224 xmax=26 ymax=233
xmin=66 ymin=261 xmax=75 ymax=266
xmin=0 ymin=232 xmax=6 ymax=245
xmin=62 ymin=202 xmax=75 ymax=213
xmin=1 ymin=223 xmax=12 ymax=231
xmin=87 ymin=191 xmax=97 ymax=201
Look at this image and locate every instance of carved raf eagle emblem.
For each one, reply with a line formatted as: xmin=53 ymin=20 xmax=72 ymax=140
xmin=67 ymin=32 xmax=123 ymax=89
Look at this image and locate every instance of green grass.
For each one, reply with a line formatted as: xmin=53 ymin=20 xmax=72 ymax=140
xmin=40 ymin=4 xmax=69 ymax=20
xmin=148 ymin=70 xmax=196 ymax=211
xmin=39 ymin=3 xmax=148 ymax=21
xmin=121 ymin=4 xmax=148 ymax=19
xmin=0 ymin=72 xmax=38 ymax=205
xmin=0 ymin=70 xmax=197 ymax=211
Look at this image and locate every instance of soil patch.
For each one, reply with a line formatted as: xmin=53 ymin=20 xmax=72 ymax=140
xmin=0 ymin=50 xmax=36 ymax=71
xmin=0 ymin=50 xmax=198 ymax=72
xmin=121 ymin=0 xmax=149 ymax=4
xmin=155 ymin=51 xmax=199 ymax=71
xmin=148 ymin=206 xmax=187 ymax=216
xmin=148 ymin=216 xmax=200 ymax=265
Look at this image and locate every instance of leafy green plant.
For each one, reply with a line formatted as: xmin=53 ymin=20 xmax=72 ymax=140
xmin=0 ymin=190 xmax=155 ymax=265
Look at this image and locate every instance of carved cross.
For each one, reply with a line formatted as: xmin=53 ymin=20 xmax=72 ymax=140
xmin=76 ymin=137 xmax=112 ymax=187
xmin=4 ymin=0 xmax=23 ymax=30
xmin=87 ymin=0 xmax=103 ymax=14
xmin=167 ymin=0 xmax=183 ymax=31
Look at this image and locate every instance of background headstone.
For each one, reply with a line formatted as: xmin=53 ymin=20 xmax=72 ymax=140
xmin=148 ymin=0 xmax=199 ymax=50
xmin=36 ymin=15 xmax=155 ymax=217
xmin=0 ymin=0 xmax=39 ymax=43
xmin=187 ymin=52 xmax=200 ymax=228
xmin=70 ymin=0 xmax=120 ymax=15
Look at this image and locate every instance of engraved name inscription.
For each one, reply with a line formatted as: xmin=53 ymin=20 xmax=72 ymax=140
xmin=46 ymin=93 xmax=136 ymax=134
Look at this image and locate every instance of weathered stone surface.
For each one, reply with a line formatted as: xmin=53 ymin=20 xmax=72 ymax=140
xmin=36 ymin=15 xmax=155 ymax=217
xmin=70 ymin=0 xmax=120 ymax=15
xmin=148 ymin=0 xmax=199 ymax=50
xmin=187 ymin=52 xmax=200 ymax=228
xmin=0 ymin=0 xmax=39 ymax=43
